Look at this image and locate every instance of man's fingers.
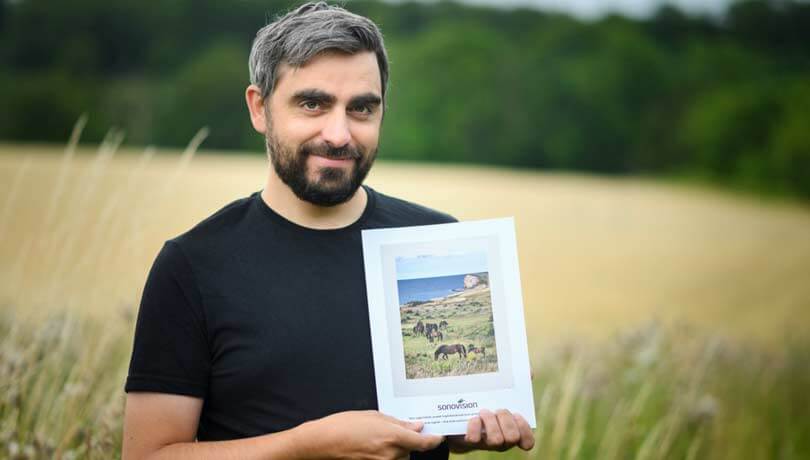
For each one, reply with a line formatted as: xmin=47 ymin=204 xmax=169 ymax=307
xmin=378 ymin=410 xmax=533 ymax=454
xmin=465 ymin=415 xmax=483 ymax=444
xmin=495 ymin=409 xmax=521 ymax=445
xmin=478 ymin=409 xmax=504 ymax=447
xmin=514 ymin=414 xmax=536 ymax=450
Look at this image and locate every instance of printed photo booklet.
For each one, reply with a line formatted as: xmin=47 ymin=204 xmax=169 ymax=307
xmin=362 ymin=218 xmax=536 ymax=435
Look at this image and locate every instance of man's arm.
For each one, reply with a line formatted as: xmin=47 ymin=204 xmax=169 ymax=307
xmin=122 ymin=392 xmax=293 ymax=459
xmin=122 ymin=392 xmax=444 ymax=460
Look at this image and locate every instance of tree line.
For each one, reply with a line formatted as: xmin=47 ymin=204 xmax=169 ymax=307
xmin=1 ymin=0 xmax=808 ymax=197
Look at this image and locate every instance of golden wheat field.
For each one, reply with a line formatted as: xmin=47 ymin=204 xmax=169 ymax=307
xmin=2 ymin=136 xmax=810 ymax=459
xmin=2 ymin=140 xmax=809 ymax=352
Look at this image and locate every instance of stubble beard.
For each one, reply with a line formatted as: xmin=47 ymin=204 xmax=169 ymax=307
xmin=265 ymin=125 xmax=377 ymax=207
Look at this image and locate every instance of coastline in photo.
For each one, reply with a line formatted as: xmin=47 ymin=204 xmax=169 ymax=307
xmin=398 ymin=272 xmax=499 ymax=379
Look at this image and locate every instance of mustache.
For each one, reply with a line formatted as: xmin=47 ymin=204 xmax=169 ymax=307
xmin=300 ymin=142 xmax=363 ymax=160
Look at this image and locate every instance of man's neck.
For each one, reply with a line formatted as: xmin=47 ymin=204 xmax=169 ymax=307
xmin=261 ymin=167 xmax=368 ymax=230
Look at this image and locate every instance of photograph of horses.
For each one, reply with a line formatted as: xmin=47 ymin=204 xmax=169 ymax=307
xmin=398 ymin=270 xmax=499 ymax=379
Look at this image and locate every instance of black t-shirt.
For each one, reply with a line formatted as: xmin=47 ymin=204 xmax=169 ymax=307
xmin=125 ymin=186 xmax=455 ymax=457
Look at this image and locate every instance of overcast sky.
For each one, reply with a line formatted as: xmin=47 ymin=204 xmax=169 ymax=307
xmin=396 ymin=252 xmax=489 ymax=280
xmin=380 ymin=0 xmax=734 ymax=20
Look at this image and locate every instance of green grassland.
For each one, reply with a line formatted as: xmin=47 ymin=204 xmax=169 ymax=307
xmin=400 ymin=284 xmax=499 ymax=379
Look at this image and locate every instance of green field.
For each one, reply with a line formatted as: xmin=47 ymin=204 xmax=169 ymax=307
xmin=401 ymin=283 xmax=499 ymax=379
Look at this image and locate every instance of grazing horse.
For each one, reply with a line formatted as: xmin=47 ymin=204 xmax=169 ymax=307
xmin=468 ymin=345 xmax=486 ymax=356
xmin=439 ymin=320 xmax=448 ymax=330
xmin=425 ymin=322 xmax=438 ymax=335
xmin=413 ymin=320 xmax=425 ymax=336
xmin=434 ymin=344 xmax=467 ymax=360
xmin=427 ymin=328 xmax=443 ymax=343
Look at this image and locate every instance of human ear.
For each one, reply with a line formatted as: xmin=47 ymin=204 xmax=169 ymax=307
xmin=245 ymin=84 xmax=268 ymax=134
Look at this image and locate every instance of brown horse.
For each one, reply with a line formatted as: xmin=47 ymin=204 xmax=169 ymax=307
xmin=412 ymin=320 xmax=425 ymax=336
xmin=434 ymin=344 xmax=467 ymax=360
xmin=427 ymin=328 xmax=443 ymax=343
xmin=468 ymin=345 xmax=486 ymax=356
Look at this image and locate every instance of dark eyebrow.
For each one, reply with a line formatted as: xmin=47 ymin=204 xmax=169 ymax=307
xmin=291 ymin=89 xmax=336 ymax=105
xmin=349 ymin=93 xmax=382 ymax=108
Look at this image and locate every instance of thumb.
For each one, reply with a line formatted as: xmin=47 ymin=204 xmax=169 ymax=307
xmin=381 ymin=413 xmax=423 ymax=432
xmin=406 ymin=420 xmax=425 ymax=432
xmin=397 ymin=428 xmax=445 ymax=452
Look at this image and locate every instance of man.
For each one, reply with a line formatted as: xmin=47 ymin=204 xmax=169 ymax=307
xmin=122 ymin=2 xmax=534 ymax=459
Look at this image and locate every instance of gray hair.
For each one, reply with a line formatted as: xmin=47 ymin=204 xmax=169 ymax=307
xmin=249 ymin=2 xmax=389 ymax=103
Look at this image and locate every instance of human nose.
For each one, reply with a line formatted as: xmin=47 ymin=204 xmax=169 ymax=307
xmin=321 ymin=110 xmax=352 ymax=148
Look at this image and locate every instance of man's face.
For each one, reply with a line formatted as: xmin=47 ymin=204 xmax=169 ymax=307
xmin=264 ymin=51 xmax=383 ymax=206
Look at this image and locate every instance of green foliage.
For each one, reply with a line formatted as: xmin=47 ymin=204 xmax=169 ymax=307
xmin=680 ymin=76 xmax=810 ymax=196
xmin=153 ymin=41 xmax=253 ymax=149
xmin=769 ymin=80 xmax=810 ymax=197
xmin=1 ymin=0 xmax=809 ymax=197
xmin=0 ymin=71 xmax=96 ymax=142
xmin=682 ymin=82 xmax=779 ymax=177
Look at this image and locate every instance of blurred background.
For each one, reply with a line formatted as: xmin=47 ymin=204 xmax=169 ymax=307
xmin=1 ymin=0 xmax=809 ymax=458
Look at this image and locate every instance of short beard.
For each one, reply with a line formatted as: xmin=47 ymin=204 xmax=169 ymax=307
xmin=266 ymin=130 xmax=377 ymax=207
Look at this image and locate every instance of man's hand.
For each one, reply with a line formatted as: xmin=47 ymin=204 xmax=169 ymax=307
xmin=447 ymin=409 xmax=535 ymax=454
xmin=295 ymin=410 xmax=445 ymax=460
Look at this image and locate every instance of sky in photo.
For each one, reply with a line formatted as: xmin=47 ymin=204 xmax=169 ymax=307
xmin=396 ymin=251 xmax=489 ymax=280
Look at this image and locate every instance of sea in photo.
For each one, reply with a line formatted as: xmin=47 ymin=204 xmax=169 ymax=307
xmin=397 ymin=274 xmax=468 ymax=305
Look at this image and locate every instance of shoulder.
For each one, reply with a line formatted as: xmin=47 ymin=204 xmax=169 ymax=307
xmin=366 ymin=186 xmax=457 ymax=228
xmin=169 ymin=192 xmax=258 ymax=248
xmin=169 ymin=193 xmax=258 ymax=255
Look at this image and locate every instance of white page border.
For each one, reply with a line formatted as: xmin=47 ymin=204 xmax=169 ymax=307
xmin=362 ymin=218 xmax=536 ymax=435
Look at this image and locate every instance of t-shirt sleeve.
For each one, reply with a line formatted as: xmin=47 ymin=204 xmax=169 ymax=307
xmin=125 ymin=240 xmax=210 ymax=398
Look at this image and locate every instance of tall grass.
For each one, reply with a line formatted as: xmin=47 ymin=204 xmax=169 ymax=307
xmin=0 ymin=312 xmax=130 ymax=459
xmin=0 ymin=123 xmax=209 ymax=322
xmin=1 ymin=314 xmax=807 ymax=459
xmin=3 ymin=128 xmax=810 ymax=345
xmin=2 ymin=126 xmax=809 ymax=458
xmin=461 ymin=322 xmax=810 ymax=460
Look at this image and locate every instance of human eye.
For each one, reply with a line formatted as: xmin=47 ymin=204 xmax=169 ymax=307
xmin=349 ymin=104 xmax=374 ymax=117
xmin=301 ymin=100 xmax=321 ymax=111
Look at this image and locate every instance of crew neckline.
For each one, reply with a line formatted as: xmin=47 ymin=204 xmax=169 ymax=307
xmin=253 ymin=184 xmax=377 ymax=235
